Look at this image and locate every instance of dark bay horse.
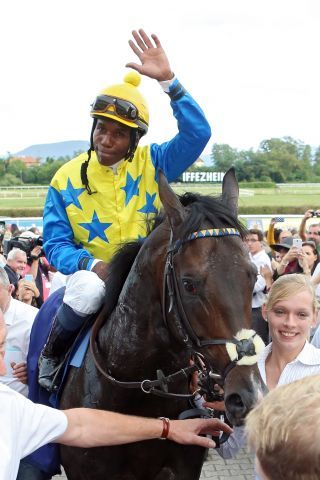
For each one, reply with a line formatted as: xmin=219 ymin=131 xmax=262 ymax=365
xmin=60 ymin=168 xmax=264 ymax=480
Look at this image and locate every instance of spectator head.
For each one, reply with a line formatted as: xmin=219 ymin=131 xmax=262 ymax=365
xmin=278 ymin=230 xmax=292 ymax=243
xmin=269 ymin=237 xmax=293 ymax=260
xmin=273 ymin=228 xmax=282 ymax=243
xmin=246 ymin=374 xmax=320 ymax=480
xmin=6 ymin=248 xmax=27 ymax=276
xmin=10 ymin=223 xmax=20 ymax=236
xmin=302 ymin=241 xmax=319 ymax=272
xmin=245 ymin=229 xmax=264 ymax=255
xmin=306 ymin=223 xmax=320 ymax=245
xmin=0 ymin=268 xmax=13 ymax=313
xmin=263 ymin=273 xmax=318 ymax=315
xmin=16 ymin=278 xmax=39 ymax=306
xmin=29 ymin=226 xmax=41 ymax=235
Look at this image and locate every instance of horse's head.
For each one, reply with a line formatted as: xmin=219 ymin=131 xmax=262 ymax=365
xmin=157 ymin=168 xmax=265 ymax=426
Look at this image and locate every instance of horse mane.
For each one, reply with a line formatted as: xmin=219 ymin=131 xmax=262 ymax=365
xmin=102 ymin=191 xmax=245 ymax=315
xmin=178 ymin=191 xmax=247 ymax=240
xmin=102 ymin=213 xmax=164 ymax=315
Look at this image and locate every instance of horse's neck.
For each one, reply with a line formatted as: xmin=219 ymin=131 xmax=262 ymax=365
xmin=98 ymin=259 xmax=188 ymax=377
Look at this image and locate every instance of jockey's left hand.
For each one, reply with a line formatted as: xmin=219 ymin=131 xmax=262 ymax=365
xmin=92 ymin=261 xmax=109 ymax=282
xmin=11 ymin=361 xmax=28 ymax=384
xmin=126 ymin=29 xmax=174 ymax=82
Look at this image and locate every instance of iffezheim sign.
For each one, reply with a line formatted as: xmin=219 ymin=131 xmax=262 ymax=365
xmin=181 ymin=171 xmax=225 ymax=182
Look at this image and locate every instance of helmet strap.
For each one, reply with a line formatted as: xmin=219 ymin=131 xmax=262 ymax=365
xmin=81 ymin=119 xmax=97 ymax=195
xmin=125 ymin=129 xmax=141 ymax=162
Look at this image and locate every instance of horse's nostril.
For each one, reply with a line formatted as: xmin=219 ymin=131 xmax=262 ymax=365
xmin=225 ymin=393 xmax=245 ymax=411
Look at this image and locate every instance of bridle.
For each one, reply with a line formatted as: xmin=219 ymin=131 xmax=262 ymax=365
xmin=163 ymin=227 xmax=242 ymax=349
xmin=90 ymin=226 xmax=260 ymax=400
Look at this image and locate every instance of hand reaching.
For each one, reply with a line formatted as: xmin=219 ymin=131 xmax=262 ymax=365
xmin=126 ymin=29 xmax=173 ymax=82
xmin=11 ymin=361 xmax=28 ymax=384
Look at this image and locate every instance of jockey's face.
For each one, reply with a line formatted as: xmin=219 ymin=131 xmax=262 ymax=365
xmin=93 ymin=118 xmax=131 ymax=167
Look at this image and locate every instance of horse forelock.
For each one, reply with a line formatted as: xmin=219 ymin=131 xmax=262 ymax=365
xmin=177 ymin=192 xmax=247 ymax=241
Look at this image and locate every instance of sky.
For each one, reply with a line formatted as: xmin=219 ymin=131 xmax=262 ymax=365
xmin=1 ymin=0 xmax=319 ymax=157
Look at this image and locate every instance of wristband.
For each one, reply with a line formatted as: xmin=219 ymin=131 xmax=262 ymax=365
xmin=166 ymin=81 xmax=186 ymax=101
xmin=158 ymin=417 xmax=170 ymax=440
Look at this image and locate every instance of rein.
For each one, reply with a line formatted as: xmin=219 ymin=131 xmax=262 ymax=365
xmin=89 ymin=226 xmax=259 ymax=400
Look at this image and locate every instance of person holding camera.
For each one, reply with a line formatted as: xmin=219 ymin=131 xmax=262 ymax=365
xmin=299 ymin=209 xmax=320 ymax=253
xmin=19 ymin=231 xmax=51 ymax=307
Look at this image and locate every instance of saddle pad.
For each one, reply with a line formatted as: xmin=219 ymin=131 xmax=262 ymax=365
xmin=69 ymin=327 xmax=92 ymax=367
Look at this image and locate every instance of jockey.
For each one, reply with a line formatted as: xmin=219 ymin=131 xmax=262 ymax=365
xmin=38 ymin=28 xmax=211 ymax=391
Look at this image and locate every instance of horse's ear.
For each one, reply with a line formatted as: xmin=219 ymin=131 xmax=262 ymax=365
xmin=222 ymin=167 xmax=239 ymax=216
xmin=158 ymin=170 xmax=185 ymax=228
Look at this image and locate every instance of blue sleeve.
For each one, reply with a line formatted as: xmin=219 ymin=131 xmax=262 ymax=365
xmin=43 ymin=186 xmax=94 ymax=274
xmin=150 ymin=78 xmax=211 ymax=182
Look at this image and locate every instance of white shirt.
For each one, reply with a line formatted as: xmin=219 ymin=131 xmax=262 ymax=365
xmin=217 ymin=341 xmax=320 ymax=459
xmin=49 ymin=271 xmax=68 ymax=296
xmin=258 ymin=340 xmax=320 ymax=385
xmin=0 ymin=298 xmax=38 ymax=395
xmin=311 ymin=262 xmax=320 ymax=298
xmin=0 ymin=383 xmax=67 ymax=480
xmin=249 ymin=250 xmax=272 ymax=308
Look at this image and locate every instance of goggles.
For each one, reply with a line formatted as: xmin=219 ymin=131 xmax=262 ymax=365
xmin=91 ymin=95 xmax=138 ymax=121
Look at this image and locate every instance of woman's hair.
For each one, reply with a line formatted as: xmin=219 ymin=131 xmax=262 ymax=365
xmin=16 ymin=279 xmax=39 ymax=307
xmin=266 ymin=273 xmax=318 ymax=312
xmin=246 ymin=374 xmax=320 ymax=479
xmin=302 ymin=241 xmax=319 ymax=274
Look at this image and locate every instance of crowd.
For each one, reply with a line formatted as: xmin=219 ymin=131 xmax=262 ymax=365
xmin=0 ymin=27 xmax=320 ymax=480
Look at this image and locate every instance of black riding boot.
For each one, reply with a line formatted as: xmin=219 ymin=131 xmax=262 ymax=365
xmin=38 ymin=316 xmax=77 ymax=393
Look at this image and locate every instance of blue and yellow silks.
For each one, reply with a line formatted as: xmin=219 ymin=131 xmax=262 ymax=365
xmin=43 ymin=79 xmax=211 ymax=274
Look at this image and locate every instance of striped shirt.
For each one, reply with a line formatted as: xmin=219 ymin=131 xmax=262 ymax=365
xmin=258 ymin=341 xmax=320 ymax=386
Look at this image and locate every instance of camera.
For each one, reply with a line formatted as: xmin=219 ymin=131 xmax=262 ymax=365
xmin=3 ymin=235 xmax=44 ymax=259
xmin=310 ymin=211 xmax=320 ymax=218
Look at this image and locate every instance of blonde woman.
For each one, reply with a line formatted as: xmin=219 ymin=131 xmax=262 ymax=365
xmin=206 ymin=274 xmax=320 ymax=462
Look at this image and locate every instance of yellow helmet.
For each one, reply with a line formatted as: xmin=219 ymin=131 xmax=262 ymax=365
xmin=91 ymin=71 xmax=149 ymax=135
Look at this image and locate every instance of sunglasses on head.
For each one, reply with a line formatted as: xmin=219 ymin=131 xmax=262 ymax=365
xmin=91 ymin=95 xmax=138 ymax=121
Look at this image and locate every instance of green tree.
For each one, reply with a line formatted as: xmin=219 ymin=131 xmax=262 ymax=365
xmin=211 ymin=144 xmax=239 ymax=171
xmin=313 ymin=146 xmax=320 ymax=176
xmin=6 ymin=159 xmax=27 ymax=182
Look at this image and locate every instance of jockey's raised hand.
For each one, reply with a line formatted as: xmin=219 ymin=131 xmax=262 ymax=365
xmin=126 ymin=29 xmax=174 ymax=81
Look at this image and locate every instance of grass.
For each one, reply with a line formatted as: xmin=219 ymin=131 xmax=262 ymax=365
xmin=0 ymin=184 xmax=319 ymax=211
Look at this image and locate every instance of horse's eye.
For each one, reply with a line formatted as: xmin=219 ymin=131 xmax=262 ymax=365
xmin=182 ymin=279 xmax=197 ymax=294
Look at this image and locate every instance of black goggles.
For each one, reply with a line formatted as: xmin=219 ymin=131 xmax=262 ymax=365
xmin=91 ymin=95 xmax=138 ymax=121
